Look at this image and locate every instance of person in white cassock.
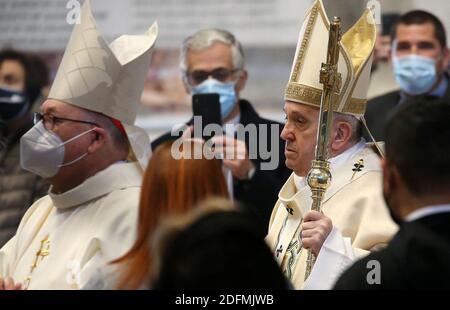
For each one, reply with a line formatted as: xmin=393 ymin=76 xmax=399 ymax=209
xmin=265 ymin=0 xmax=398 ymax=290
xmin=0 ymin=0 xmax=157 ymax=290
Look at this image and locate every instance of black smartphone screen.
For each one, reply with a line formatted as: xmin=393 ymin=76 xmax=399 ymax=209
xmin=192 ymin=93 xmax=222 ymax=141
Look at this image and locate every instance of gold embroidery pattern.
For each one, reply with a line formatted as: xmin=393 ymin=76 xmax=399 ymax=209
xmin=273 ymin=209 xmax=290 ymax=256
xmin=341 ymin=9 xmax=377 ymax=111
xmin=285 ymin=1 xmax=375 ymax=117
xmin=284 ymin=219 xmax=304 ymax=280
xmin=23 ymin=234 xmax=50 ymax=290
xmin=285 ymin=83 xmax=366 ymax=115
xmin=290 ymin=4 xmax=319 ymax=82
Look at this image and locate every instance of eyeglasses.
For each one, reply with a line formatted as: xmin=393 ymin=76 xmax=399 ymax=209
xmin=186 ymin=68 xmax=238 ymax=86
xmin=34 ymin=112 xmax=99 ymax=131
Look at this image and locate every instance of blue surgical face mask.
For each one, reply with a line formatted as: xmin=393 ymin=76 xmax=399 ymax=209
xmin=192 ymin=79 xmax=237 ymax=120
xmin=393 ymin=54 xmax=438 ymax=95
xmin=0 ymin=86 xmax=29 ymax=120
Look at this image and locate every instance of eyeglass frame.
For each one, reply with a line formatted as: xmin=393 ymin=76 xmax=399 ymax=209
xmin=184 ymin=67 xmax=241 ymax=87
xmin=33 ymin=112 xmax=99 ymax=131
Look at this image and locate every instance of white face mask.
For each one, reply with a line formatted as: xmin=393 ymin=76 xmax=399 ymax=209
xmin=20 ymin=121 xmax=96 ymax=178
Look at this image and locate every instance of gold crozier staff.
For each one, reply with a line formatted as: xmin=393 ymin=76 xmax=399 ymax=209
xmin=304 ymin=16 xmax=342 ymax=280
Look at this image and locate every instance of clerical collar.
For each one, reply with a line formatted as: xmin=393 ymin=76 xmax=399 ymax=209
xmin=49 ymin=161 xmax=142 ymax=209
xmin=293 ymin=139 xmax=366 ymax=191
xmin=406 ymin=204 xmax=450 ymax=222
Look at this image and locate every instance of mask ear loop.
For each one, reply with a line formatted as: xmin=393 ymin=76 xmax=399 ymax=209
xmin=58 ymin=127 xmax=98 ymax=167
xmin=59 ymin=152 xmax=88 ymax=167
xmin=58 ymin=127 xmax=97 ymax=147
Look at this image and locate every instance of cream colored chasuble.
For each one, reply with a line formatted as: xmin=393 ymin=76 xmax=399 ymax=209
xmin=266 ymin=144 xmax=398 ymax=289
xmin=0 ymin=162 xmax=142 ymax=289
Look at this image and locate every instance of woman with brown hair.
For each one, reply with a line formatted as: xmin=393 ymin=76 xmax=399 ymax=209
xmin=113 ymin=140 xmax=229 ymax=289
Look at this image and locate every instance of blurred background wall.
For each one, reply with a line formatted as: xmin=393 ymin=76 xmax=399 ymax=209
xmin=1 ymin=0 xmax=449 ymax=139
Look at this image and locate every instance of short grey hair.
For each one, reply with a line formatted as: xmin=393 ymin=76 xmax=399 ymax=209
xmin=179 ymin=28 xmax=245 ymax=73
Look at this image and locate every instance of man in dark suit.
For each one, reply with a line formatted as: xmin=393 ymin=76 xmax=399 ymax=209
xmin=152 ymin=29 xmax=290 ymax=234
xmin=334 ymin=97 xmax=450 ymax=289
xmin=365 ymin=10 xmax=450 ymax=141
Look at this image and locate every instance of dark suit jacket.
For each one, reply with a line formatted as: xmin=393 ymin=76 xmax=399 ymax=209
xmin=334 ymin=212 xmax=450 ymax=289
xmin=151 ymin=99 xmax=291 ymax=235
xmin=364 ymin=77 xmax=450 ymax=142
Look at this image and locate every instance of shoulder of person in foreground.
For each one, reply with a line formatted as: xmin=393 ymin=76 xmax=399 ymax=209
xmin=333 ymin=246 xmax=402 ymax=290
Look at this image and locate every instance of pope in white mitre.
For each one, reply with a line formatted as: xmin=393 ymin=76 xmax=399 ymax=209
xmin=265 ymin=0 xmax=398 ymax=289
xmin=0 ymin=0 xmax=157 ymax=289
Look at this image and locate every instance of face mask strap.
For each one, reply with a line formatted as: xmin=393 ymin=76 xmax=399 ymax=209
xmin=59 ymin=127 xmax=97 ymax=147
xmin=58 ymin=152 xmax=88 ymax=167
xmin=57 ymin=127 xmax=97 ymax=168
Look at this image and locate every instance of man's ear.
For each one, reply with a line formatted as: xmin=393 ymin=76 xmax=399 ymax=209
xmin=235 ymin=69 xmax=248 ymax=93
xmin=330 ymin=121 xmax=352 ymax=154
xmin=382 ymin=158 xmax=406 ymax=195
xmin=181 ymin=74 xmax=192 ymax=94
xmin=381 ymin=158 xmax=392 ymax=194
xmin=87 ymin=127 xmax=107 ymax=154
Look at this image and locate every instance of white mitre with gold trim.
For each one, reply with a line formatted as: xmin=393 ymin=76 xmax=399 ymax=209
xmin=48 ymin=0 xmax=158 ymax=170
xmin=284 ymin=0 xmax=376 ymax=117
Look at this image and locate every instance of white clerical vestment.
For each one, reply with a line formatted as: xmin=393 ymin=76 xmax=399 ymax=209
xmin=266 ymin=142 xmax=398 ymax=289
xmin=0 ymin=161 xmax=141 ymax=289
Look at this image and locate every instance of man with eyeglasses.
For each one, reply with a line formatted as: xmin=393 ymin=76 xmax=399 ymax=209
xmin=152 ymin=29 xmax=290 ymax=236
xmin=0 ymin=1 xmax=157 ymax=290
xmin=364 ymin=10 xmax=450 ymax=141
